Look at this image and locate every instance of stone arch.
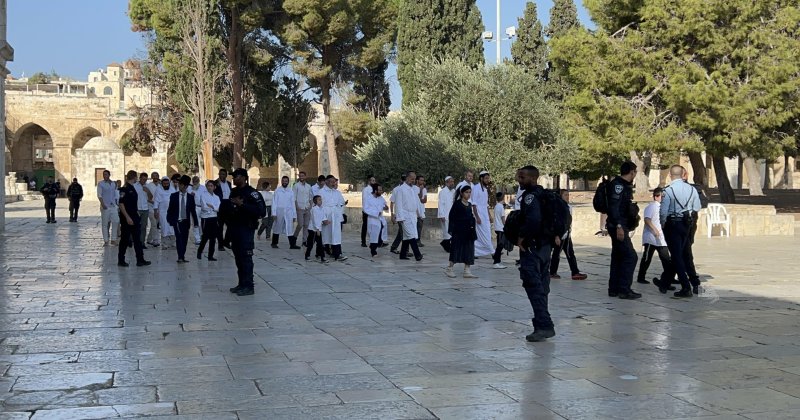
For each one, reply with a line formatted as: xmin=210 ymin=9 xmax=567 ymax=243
xmin=103 ymin=86 xmax=113 ymax=96
xmin=72 ymin=127 xmax=103 ymax=154
xmin=10 ymin=123 xmax=55 ymax=180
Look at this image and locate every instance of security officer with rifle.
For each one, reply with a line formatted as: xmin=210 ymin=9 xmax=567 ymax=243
xmin=226 ymin=168 xmax=267 ymax=296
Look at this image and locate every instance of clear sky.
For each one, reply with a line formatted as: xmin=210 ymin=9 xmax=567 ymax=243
xmin=7 ymin=0 xmax=593 ymax=108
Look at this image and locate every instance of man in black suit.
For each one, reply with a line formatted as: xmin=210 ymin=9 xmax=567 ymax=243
xmin=168 ymin=175 xmax=198 ymax=263
xmin=214 ymin=168 xmax=232 ymax=250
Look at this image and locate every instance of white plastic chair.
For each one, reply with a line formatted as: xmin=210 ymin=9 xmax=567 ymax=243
xmin=706 ymin=203 xmax=731 ymax=237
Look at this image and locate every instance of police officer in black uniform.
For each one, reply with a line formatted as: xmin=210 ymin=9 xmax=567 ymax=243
xmin=516 ymin=166 xmax=557 ymax=342
xmin=118 ymin=170 xmax=151 ymax=267
xmin=40 ymin=177 xmax=60 ymax=223
xmin=227 ymin=168 xmax=267 ymax=296
xmin=606 ymin=161 xmax=642 ymax=299
xmin=66 ymin=178 xmax=84 ymax=222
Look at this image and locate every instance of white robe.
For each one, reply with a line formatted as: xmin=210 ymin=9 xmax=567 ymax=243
xmin=393 ymin=183 xmax=421 ymax=240
xmin=438 ymin=187 xmax=455 ymax=240
xmin=321 ymin=186 xmax=345 ymax=245
xmin=272 ymin=186 xmax=296 ymax=236
xmin=470 ymin=182 xmax=494 ymax=256
xmin=154 ymin=186 xmax=176 ymax=238
xmin=364 ymin=194 xmax=388 ymax=244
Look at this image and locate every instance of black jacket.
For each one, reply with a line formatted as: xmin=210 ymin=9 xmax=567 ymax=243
xmin=66 ymin=183 xmax=84 ymax=200
xmin=606 ymin=176 xmax=634 ymax=229
xmin=226 ymin=185 xmax=266 ymax=230
xmin=214 ymin=180 xmax=232 ymax=201
xmin=167 ymin=191 xmax=199 ymax=227
xmin=40 ymin=182 xmax=60 ymax=199
xmin=519 ymin=185 xmax=544 ymax=244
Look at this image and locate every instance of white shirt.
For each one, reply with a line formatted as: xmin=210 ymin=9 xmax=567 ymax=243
xmin=311 ymin=183 xmax=324 ymax=197
xmin=145 ymin=182 xmax=159 ymax=210
xmin=260 ymin=190 xmax=273 ymax=207
xmin=493 ymin=203 xmax=505 ymax=232
xmin=177 ymin=191 xmax=189 ymax=221
xmin=273 ymin=186 xmax=295 ymax=211
xmin=97 ymin=180 xmax=117 ymax=208
xmin=364 ymin=193 xmax=386 ymax=219
xmin=293 ymin=181 xmax=313 ymax=210
xmin=197 ymin=190 xmax=220 ymax=219
xmin=361 ymin=184 xmax=373 ymax=209
xmin=393 ymin=183 xmax=421 ymax=222
xmin=643 ymin=201 xmax=667 ymax=246
xmin=470 ymin=182 xmax=488 ymax=210
xmin=438 ymin=187 xmax=455 ymax=218
xmin=134 ymin=183 xmax=150 ymax=211
xmin=514 ymin=188 xmax=523 ymax=210
xmin=310 ymin=206 xmax=327 ymax=231
xmin=217 ymin=180 xmax=231 ymax=200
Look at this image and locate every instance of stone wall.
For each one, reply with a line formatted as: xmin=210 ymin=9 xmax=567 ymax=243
xmin=75 ymin=149 xmax=124 ymax=187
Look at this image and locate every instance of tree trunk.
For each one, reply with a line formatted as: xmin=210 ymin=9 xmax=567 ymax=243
xmin=784 ymin=154 xmax=794 ymax=189
xmin=711 ymin=154 xmax=736 ymax=203
xmin=226 ymin=5 xmax=244 ymax=169
xmin=629 ymin=151 xmax=650 ymax=194
xmin=741 ymin=152 xmax=764 ymax=196
xmin=687 ymin=151 xmax=707 ymax=187
xmin=203 ymin=140 xmax=213 ymax=179
xmin=321 ymin=78 xmax=340 ymax=178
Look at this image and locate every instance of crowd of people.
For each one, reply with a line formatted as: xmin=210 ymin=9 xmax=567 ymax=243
xmin=37 ymin=160 xmax=705 ymax=343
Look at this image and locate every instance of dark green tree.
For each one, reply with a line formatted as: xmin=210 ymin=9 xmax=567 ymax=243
xmin=397 ymin=0 xmax=485 ymax=106
xmin=546 ymin=0 xmax=580 ymax=39
xmin=175 ymin=115 xmax=202 ymax=172
xmin=511 ymin=2 xmax=547 ymax=78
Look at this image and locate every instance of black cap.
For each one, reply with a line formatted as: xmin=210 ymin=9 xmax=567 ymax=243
xmin=231 ymin=168 xmax=248 ymax=178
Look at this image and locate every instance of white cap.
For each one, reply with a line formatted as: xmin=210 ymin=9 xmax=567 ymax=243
xmin=444 ymin=176 xmax=453 ymax=182
xmin=161 ymin=176 xmax=170 ymax=181
xmin=479 ymin=170 xmax=490 ymax=176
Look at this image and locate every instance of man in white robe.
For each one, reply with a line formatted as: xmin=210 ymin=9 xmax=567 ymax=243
xmin=392 ymin=171 xmax=423 ymax=261
xmin=145 ymin=172 xmax=161 ymax=246
xmin=364 ymin=184 xmax=388 ymax=257
xmin=271 ymin=175 xmax=299 ymax=249
xmin=472 ymin=170 xmax=495 ymax=257
xmin=153 ymin=176 xmax=176 ymax=249
xmin=438 ymin=176 xmax=456 ymax=252
xmin=321 ymin=175 xmax=347 ymax=261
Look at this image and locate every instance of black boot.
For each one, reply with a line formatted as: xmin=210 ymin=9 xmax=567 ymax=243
xmin=271 ymin=234 xmax=279 ymax=248
xmin=289 ymin=236 xmax=301 ymax=250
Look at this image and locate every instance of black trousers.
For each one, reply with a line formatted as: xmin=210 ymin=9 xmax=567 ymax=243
xmin=492 ymin=231 xmax=505 ymax=264
xmin=233 ymin=245 xmax=254 ymax=289
xmin=417 ymin=218 xmax=424 ymax=244
xmin=218 ymin=199 xmax=230 ymax=247
xmin=305 ymin=230 xmax=325 ymax=259
xmin=174 ymin=219 xmax=191 ymax=260
xmin=608 ymin=229 xmax=638 ymax=294
xmin=390 ymin=221 xmax=404 ymax=250
xmin=68 ymin=199 xmax=80 ymax=220
xmin=521 ymin=245 xmax=554 ymax=330
xmin=118 ymin=219 xmax=145 ymax=264
xmin=399 ymin=238 xmax=422 ymax=260
xmin=550 ymin=236 xmax=580 ymax=275
xmin=685 ymin=217 xmax=699 ymax=282
xmin=44 ymin=198 xmax=56 ymax=221
xmin=198 ymin=217 xmax=217 ymax=258
xmin=637 ymin=243 xmax=673 ymax=283
xmin=664 ymin=220 xmax=694 ymax=290
xmin=361 ymin=211 xmax=368 ymax=245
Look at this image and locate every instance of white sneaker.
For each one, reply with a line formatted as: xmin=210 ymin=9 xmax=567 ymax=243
xmin=445 ymin=268 xmax=457 ymax=278
xmin=463 ymin=269 xmax=478 ymax=279
xmin=493 ymin=263 xmax=507 ymax=269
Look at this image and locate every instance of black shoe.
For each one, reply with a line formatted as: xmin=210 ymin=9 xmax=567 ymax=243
xmin=525 ymin=329 xmax=555 ymax=342
xmin=229 ymin=285 xmax=242 ymax=293
xmin=608 ymin=291 xmax=619 ymax=297
xmin=218 ymin=245 xmax=225 ymax=251
xmin=197 ymin=251 xmax=202 ymax=260
xmin=271 ymin=244 xmax=279 ymax=249
xmin=236 ymin=287 xmax=254 ymax=296
xmin=618 ymin=291 xmax=642 ymax=300
xmin=361 ymin=243 xmax=368 ymax=248
xmin=117 ymin=261 xmax=129 ymax=267
xmin=692 ymin=285 xmax=699 ymax=295
xmin=674 ymin=289 xmax=693 ymax=298
xmin=141 ymin=246 xmax=148 ymax=250
xmin=208 ymin=257 xmax=217 ymax=261
xmin=177 ymin=259 xmax=188 ymax=263
xmin=136 ymin=260 xmax=151 ymax=267
xmin=51 ymin=220 xmax=57 ymax=223
xmin=637 ymin=278 xmax=650 ymax=284
xmin=390 ymin=249 xmax=399 ymax=254
xmin=379 ymin=243 xmax=388 ymax=248
xmin=305 ymin=256 xmax=310 ymax=261
xmin=290 ymin=245 xmax=301 ymax=250
xmin=335 ymin=256 xmax=348 ymax=262
xmin=399 ymin=256 xmax=410 ymax=260
xmin=415 ymin=256 xmax=423 ymax=262
xmin=417 ymin=242 xmax=425 ymax=248
xmin=45 ymin=220 xmax=51 ymax=223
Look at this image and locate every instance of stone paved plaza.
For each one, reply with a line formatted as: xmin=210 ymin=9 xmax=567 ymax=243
xmin=2 ymin=199 xmax=800 ymax=419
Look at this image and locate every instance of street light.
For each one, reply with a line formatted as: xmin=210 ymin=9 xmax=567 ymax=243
xmin=481 ymin=0 xmax=515 ymax=64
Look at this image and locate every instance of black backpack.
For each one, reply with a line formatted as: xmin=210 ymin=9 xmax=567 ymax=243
xmin=593 ymin=179 xmax=609 ymax=213
xmin=539 ymin=189 xmax=572 ymax=241
xmin=502 ymin=210 xmax=523 ymax=246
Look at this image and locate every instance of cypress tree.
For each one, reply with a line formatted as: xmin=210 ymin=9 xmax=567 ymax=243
xmin=546 ymin=0 xmax=580 ymax=39
xmin=397 ymin=0 xmax=485 ymax=106
xmin=511 ymin=2 xmax=547 ymax=78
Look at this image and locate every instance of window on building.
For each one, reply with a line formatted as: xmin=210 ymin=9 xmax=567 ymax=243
xmin=34 ymin=148 xmax=54 ymax=162
xmin=103 ymin=87 xmax=113 ymax=96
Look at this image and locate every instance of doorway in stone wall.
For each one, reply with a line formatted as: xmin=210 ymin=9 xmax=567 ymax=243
xmin=95 ymin=168 xmax=107 ymax=186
